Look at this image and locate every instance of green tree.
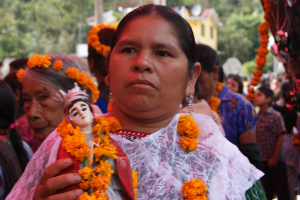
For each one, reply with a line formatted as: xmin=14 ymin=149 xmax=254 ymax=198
xmin=218 ymin=13 xmax=263 ymax=64
xmin=243 ymin=60 xmax=256 ymax=76
xmin=0 ymin=0 xmax=94 ymax=60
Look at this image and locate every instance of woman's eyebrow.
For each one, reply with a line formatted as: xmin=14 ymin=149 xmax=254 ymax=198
xmin=80 ymin=104 xmax=86 ymax=107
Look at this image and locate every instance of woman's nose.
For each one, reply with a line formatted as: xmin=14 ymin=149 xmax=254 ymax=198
xmin=131 ymin=51 xmax=154 ymax=73
xmin=26 ymin=100 xmax=41 ymax=121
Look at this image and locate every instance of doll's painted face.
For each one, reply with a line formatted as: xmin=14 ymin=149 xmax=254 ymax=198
xmin=69 ymin=101 xmax=93 ymax=129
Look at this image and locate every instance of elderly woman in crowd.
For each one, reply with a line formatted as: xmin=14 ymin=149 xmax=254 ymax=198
xmin=8 ymin=4 xmax=265 ymax=200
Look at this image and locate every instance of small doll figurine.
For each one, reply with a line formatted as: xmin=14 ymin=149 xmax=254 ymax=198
xmin=54 ymin=83 xmax=135 ymax=200
xmin=55 ymin=83 xmax=94 ymax=134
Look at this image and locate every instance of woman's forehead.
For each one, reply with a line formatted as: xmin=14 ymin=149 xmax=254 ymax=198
xmin=116 ymin=15 xmax=179 ymax=46
xmin=22 ymin=75 xmax=58 ymax=95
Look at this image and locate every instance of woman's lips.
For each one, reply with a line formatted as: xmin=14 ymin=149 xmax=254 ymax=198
xmin=128 ymin=79 xmax=156 ymax=89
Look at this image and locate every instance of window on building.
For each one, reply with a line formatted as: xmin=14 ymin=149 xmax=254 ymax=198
xmin=201 ymin=24 xmax=205 ymax=36
xmin=210 ymin=27 xmax=213 ymax=38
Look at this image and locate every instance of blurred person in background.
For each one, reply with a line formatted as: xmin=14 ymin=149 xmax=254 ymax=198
xmin=273 ymin=81 xmax=299 ymax=200
xmin=87 ymin=24 xmax=116 ymax=113
xmin=253 ymin=87 xmax=289 ymax=200
xmin=226 ymin=74 xmax=244 ymax=95
xmin=0 ymin=141 xmax=22 ymax=200
xmin=4 ymin=71 xmax=41 ymax=152
xmin=9 ymin=58 xmax=28 ymax=73
xmin=270 ymin=78 xmax=281 ymax=102
xmin=16 ymin=54 xmax=99 ymax=142
xmin=196 ymin=43 xmax=260 ymax=169
xmin=0 ymin=80 xmax=32 ymax=171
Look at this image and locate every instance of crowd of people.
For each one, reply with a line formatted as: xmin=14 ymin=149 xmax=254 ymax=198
xmin=0 ymin=3 xmax=299 ymax=200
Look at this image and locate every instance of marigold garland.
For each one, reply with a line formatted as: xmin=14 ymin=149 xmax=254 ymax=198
xmin=88 ymin=23 xmax=116 ymax=57
xmin=17 ymin=54 xmax=100 ymax=104
xmin=248 ymin=0 xmax=271 ymax=100
xmin=177 ymin=115 xmax=208 ymax=199
xmin=177 ymin=115 xmax=200 ymax=153
xmin=208 ymin=82 xmax=223 ymax=112
xmin=57 ymin=116 xmax=138 ymax=200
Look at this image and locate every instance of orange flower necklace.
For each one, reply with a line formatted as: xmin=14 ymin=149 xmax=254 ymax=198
xmin=209 ymin=82 xmax=223 ymax=112
xmin=177 ymin=115 xmax=208 ymax=199
xmin=57 ymin=116 xmax=138 ymax=200
xmin=16 ymin=54 xmax=100 ymax=104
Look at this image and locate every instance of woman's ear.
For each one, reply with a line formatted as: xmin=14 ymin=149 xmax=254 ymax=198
xmin=185 ymin=62 xmax=201 ymax=97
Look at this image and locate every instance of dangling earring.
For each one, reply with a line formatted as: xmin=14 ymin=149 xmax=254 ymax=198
xmin=188 ymin=94 xmax=194 ymax=116
xmin=107 ymin=92 xmax=115 ymax=112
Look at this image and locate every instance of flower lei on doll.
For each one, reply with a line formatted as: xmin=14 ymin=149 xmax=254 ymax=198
xmin=209 ymin=82 xmax=223 ymax=112
xmin=87 ymin=23 xmax=116 ymax=57
xmin=178 ymin=115 xmax=208 ymax=199
xmin=16 ymin=54 xmax=100 ymax=103
xmin=248 ymin=0 xmax=271 ymax=100
xmin=57 ymin=116 xmax=140 ymax=200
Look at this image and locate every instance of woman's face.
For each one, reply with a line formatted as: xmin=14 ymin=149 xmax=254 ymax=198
xmin=68 ymin=101 xmax=93 ymax=129
xmin=226 ymin=78 xmax=239 ymax=93
xmin=22 ymin=75 xmax=65 ymax=141
xmin=106 ymin=15 xmax=199 ymax=120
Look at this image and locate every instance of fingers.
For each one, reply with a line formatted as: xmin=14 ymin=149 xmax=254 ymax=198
xmin=45 ymin=189 xmax=83 ymax=200
xmin=40 ymin=158 xmax=73 ymax=185
xmin=40 ymin=173 xmax=82 ymax=199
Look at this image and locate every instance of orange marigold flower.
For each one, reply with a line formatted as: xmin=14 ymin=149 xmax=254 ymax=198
xmin=216 ymin=82 xmax=223 ymax=92
xmin=257 ymin=47 xmax=269 ymax=56
xmin=260 ymin=36 xmax=269 ymax=44
xmin=106 ymin=117 xmax=122 ymax=132
xmin=182 ymin=179 xmax=208 ymax=199
xmin=16 ymin=68 xmax=25 ymax=83
xmin=253 ymin=70 xmax=263 ymax=77
xmin=247 ymin=93 xmax=256 ymax=101
xmin=27 ymin=53 xmax=41 ymax=68
xmin=107 ymin=104 xmax=113 ymax=112
xmin=57 ymin=118 xmax=68 ymax=134
xmin=179 ymin=137 xmax=198 ymax=152
xmin=59 ymin=123 xmax=74 ymax=137
xmin=79 ymin=167 xmax=93 ymax=180
xmin=209 ymin=96 xmax=221 ymax=112
xmin=253 ymin=76 xmax=260 ymax=82
xmin=90 ymin=191 xmax=109 ymax=200
xmin=79 ymin=180 xmax=91 ymax=190
xmin=250 ymin=79 xmax=259 ymax=86
xmin=93 ymin=144 xmax=118 ymax=161
xmin=177 ymin=115 xmax=200 ymax=139
xmin=74 ymin=146 xmax=91 ymax=162
xmin=52 ymin=60 xmax=63 ymax=71
xmin=77 ymin=72 xmax=89 ymax=85
xmin=90 ymin=175 xmax=110 ymax=190
xmin=248 ymin=88 xmax=255 ymax=94
xmin=78 ymin=192 xmax=92 ymax=200
xmin=258 ymin=21 xmax=270 ymax=35
xmin=65 ymin=68 xmax=80 ymax=80
xmin=256 ymin=56 xmax=267 ymax=66
xmin=95 ymin=160 xmax=114 ymax=177
xmin=38 ymin=54 xmax=51 ymax=68
xmin=101 ymin=46 xmax=111 ymax=57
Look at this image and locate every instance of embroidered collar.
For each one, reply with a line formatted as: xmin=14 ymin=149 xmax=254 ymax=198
xmin=110 ymin=130 xmax=150 ymax=138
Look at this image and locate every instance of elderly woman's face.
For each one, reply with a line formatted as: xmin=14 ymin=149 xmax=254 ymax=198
xmin=22 ymin=76 xmax=64 ymax=141
xmin=106 ymin=15 xmax=192 ymax=119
